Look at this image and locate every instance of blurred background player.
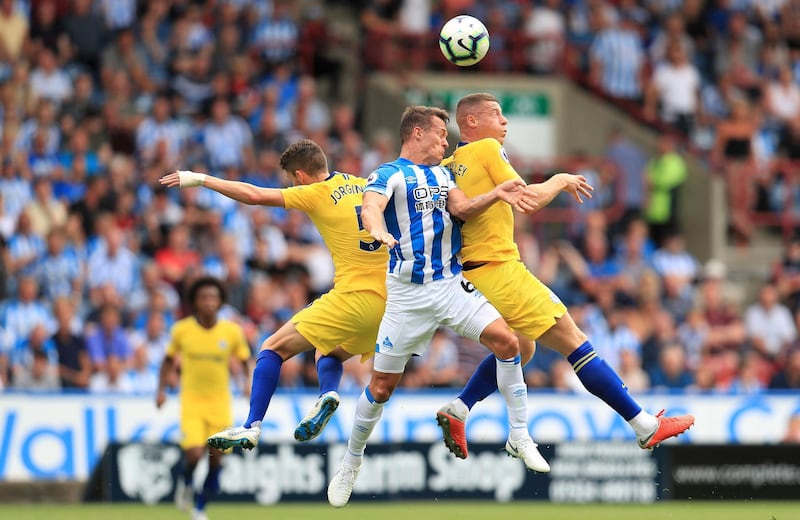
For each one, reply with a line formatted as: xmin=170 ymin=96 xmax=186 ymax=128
xmin=156 ymin=276 xmax=252 ymax=520
xmin=436 ymin=93 xmax=694 ymax=460
xmin=159 ymin=139 xmax=388 ymax=449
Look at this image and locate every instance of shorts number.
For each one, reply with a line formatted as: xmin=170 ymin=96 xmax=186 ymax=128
xmin=461 ymin=280 xmax=476 ymax=293
xmin=355 ymin=205 xmax=383 ymax=252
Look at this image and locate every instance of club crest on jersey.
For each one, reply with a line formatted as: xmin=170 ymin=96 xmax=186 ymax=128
xmin=218 ymin=340 xmax=228 ymax=350
xmin=500 ymin=147 xmax=510 ymax=163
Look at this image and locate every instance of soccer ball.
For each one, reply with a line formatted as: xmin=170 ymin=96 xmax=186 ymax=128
xmin=438 ymin=15 xmax=490 ymax=67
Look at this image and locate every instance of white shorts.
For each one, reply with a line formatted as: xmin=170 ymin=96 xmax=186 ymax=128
xmin=373 ymin=274 xmax=501 ymax=374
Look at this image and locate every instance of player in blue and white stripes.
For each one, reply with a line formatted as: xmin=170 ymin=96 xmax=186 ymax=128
xmin=327 ymin=106 xmax=546 ymax=508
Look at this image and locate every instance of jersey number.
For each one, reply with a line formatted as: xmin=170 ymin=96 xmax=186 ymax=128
xmin=355 ymin=205 xmax=383 ymax=252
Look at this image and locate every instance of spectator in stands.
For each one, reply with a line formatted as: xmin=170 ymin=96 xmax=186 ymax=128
xmin=36 ymin=227 xmax=81 ymax=301
xmin=87 ymin=225 xmax=138 ymax=302
xmin=202 ymin=97 xmax=254 ymax=172
xmin=649 ymin=342 xmax=694 ymax=390
xmin=29 ymin=47 xmax=72 ymax=106
xmin=649 ymin=12 xmax=695 ymax=66
xmin=764 ymin=65 xmax=800 ymax=131
xmin=1 ymin=276 xmax=52 ymax=352
xmin=652 ymin=232 xmax=698 ymax=316
xmin=136 ymin=93 xmax=187 ymax=170
xmin=155 ymin=223 xmax=201 ymax=288
xmin=605 ymin=128 xmax=647 ymax=225
xmin=772 ymin=237 xmax=800 ymax=312
xmin=784 ymin=412 xmax=800 ymax=443
xmin=15 ymin=98 xmax=60 ymax=157
xmin=119 ymin=342 xmax=158 ymax=395
xmin=712 ymin=96 xmax=761 ymax=244
xmin=5 ymin=210 xmax=45 ymax=279
xmin=251 ymin=0 xmax=299 ymax=69
xmin=52 ymin=297 xmax=89 ymax=391
xmin=25 ymin=177 xmax=67 ymax=237
xmin=617 ymin=347 xmax=649 ymax=392
xmin=64 ymin=0 xmax=107 ymax=73
xmin=589 ymin=11 xmax=645 ymax=102
xmin=644 ymin=135 xmax=688 ymax=246
xmin=86 ymin=303 xmax=132 ymax=392
xmin=770 ymin=346 xmax=800 ymax=390
xmin=645 ymin=42 xmax=701 ymax=136
xmin=0 ymin=0 xmax=28 ymax=68
xmin=10 ymin=323 xmax=59 ymax=391
xmin=522 ymin=0 xmax=566 ymax=74
xmin=728 ymin=351 xmax=767 ymax=394
xmin=745 ymin=282 xmax=797 ymax=362
xmin=405 ymin=329 xmax=461 ymax=388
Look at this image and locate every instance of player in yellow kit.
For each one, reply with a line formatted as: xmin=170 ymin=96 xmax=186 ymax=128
xmin=156 ymin=276 xmax=252 ymax=520
xmin=159 ymin=139 xmax=388 ymax=450
xmin=436 ymin=93 xmax=695 ymax=461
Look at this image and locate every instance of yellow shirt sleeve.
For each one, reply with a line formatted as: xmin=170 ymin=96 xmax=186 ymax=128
xmin=165 ymin=321 xmax=182 ymax=357
xmin=480 ymin=138 xmax=521 ymax=185
xmin=281 ymin=182 xmax=326 ymax=212
xmin=231 ymin=323 xmax=251 ymax=361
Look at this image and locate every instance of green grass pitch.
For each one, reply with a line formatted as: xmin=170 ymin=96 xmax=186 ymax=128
xmin=0 ymin=501 xmax=796 ymax=520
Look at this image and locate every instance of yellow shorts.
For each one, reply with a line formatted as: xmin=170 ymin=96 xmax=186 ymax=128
xmin=180 ymin=394 xmax=233 ymax=449
xmin=464 ymin=260 xmax=567 ymax=340
xmin=292 ymin=288 xmax=385 ymax=362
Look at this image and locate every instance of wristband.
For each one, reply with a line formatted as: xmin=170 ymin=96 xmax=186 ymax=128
xmin=177 ymin=170 xmax=207 ymax=188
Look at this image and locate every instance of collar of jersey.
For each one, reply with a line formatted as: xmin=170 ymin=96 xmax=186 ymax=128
xmin=326 ymin=172 xmax=336 ymax=180
xmin=457 ymin=141 xmax=469 ymax=148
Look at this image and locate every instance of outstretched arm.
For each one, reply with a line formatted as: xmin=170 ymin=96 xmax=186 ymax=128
xmin=361 ymin=191 xmax=398 ymax=248
xmin=526 ymin=173 xmax=594 ymax=211
xmin=160 ymin=170 xmax=286 ymax=207
xmin=447 ymin=178 xmax=537 ymax=221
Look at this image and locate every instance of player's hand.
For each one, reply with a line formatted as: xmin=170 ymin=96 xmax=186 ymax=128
xmin=496 ymin=179 xmax=539 ymax=213
xmin=156 ymin=389 xmax=166 ymax=409
xmin=556 ymin=173 xmax=593 ymax=204
xmin=370 ymin=230 xmax=398 ymax=248
xmin=159 ymin=170 xmax=207 ymax=188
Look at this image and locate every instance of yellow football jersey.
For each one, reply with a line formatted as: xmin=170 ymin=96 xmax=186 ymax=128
xmin=441 ymin=138 xmax=521 ymax=263
xmin=281 ymin=173 xmax=388 ymax=297
xmin=166 ymin=317 xmax=250 ymax=399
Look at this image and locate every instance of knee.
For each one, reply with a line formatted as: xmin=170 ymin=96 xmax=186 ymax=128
xmin=490 ymin=330 xmax=520 ymax=360
xmin=520 ymin=339 xmax=536 ymax=365
xmin=368 ymin=379 xmax=395 ymax=403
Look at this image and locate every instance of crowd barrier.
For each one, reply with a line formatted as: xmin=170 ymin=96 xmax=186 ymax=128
xmin=2 ymin=391 xmax=798 ymax=481
xmin=90 ymin=441 xmax=800 ymax=504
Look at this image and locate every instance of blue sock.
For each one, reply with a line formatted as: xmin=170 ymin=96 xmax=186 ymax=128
xmin=458 ymin=353 xmax=498 ymax=410
xmin=567 ymin=341 xmax=642 ymax=420
xmin=194 ymin=464 xmax=221 ymax=511
xmin=244 ymin=349 xmax=283 ymax=428
xmin=317 ymin=355 xmax=343 ymax=395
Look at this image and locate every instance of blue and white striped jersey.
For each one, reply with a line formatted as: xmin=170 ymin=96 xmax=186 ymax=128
xmin=365 ymin=157 xmax=462 ymax=285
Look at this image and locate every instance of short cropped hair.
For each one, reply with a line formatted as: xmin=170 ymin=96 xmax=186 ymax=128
xmin=399 ymin=106 xmax=450 ymax=144
xmin=279 ymin=139 xmax=329 ymax=175
xmin=187 ymin=276 xmax=227 ymax=310
xmin=455 ymin=93 xmax=500 ymax=127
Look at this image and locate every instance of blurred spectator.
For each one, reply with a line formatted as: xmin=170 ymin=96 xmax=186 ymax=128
xmin=135 ymin=92 xmax=187 ymax=169
xmin=645 ymin=42 xmax=700 ymax=135
xmin=405 ymin=329 xmax=460 ymax=388
xmin=648 ymin=12 xmax=695 ymax=65
xmin=0 ymin=0 xmax=28 ymax=66
xmin=589 ymin=12 xmax=645 ymax=101
xmin=51 ymin=296 xmax=89 ymax=391
xmin=1 ymin=276 xmax=52 ymax=347
xmin=618 ymin=347 xmax=649 ymax=392
xmin=649 ymin=342 xmax=694 ymax=390
xmin=644 ymin=134 xmax=688 ymax=245
xmin=5 ymin=210 xmax=45 ymax=279
xmin=118 ymin=344 xmax=158 ymax=395
xmin=35 ymin=227 xmax=81 ymax=301
xmin=605 ymin=128 xmax=647 ymax=223
xmin=155 ymin=223 xmax=201 ymax=287
xmin=772 ymin=237 xmax=800 ymax=312
xmin=87 ymin=225 xmax=138 ymax=301
xmin=251 ymin=0 xmax=299 ymax=68
xmin=728 ymin=351 xmax=767 ymax=394
xmin=29 ymin=47 xmax=72 ymax=106
xmin=769 ymin=347 xmax=800 ymax=390
xmin=86 ymin=303 xmax=132 ymax=392
xmin=784 ymin=413 xmax=800 ymax=443
xmin=764 ymin=65 xmax=800 ymax=131
xmin=10 ymin=323 xmax=59 ymax=391
xmin=25 ymin=177 xmax=67 ymax=236
xmin=64 ymin=0 xmax=107 ymax=73
xmin=202 ymin=97 xmax=254 ymax=172
xmin=745 ymin=282 xmax=797 ymax=362
xmin=522 ymin=0 xmax=565 ymax=74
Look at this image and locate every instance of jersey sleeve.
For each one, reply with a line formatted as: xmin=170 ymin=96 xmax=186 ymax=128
xmin=230 ymin=323 xmax=251 ymax=361
xmin=480 ymin=138 xmax=522 ymax=185
xmin=364 ymin=164 xmax=401 ymax=198
xmin=165 ymin=322 xmax=181 ymax=357
xmin=281 ymin=182 xmax=326 ymax=213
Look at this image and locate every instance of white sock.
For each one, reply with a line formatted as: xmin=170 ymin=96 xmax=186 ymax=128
xmin=495 ymin=356 xmax=529 ymax=439
xmin=628 ymin=410 xmax=659 ymax=438
xmin=451 ymin=398 xmax=469 ymax=418
xmin=248 ymin=421 xmax=261 ymax=430
xmin=345 ymin=389 xmax=385 ymax=464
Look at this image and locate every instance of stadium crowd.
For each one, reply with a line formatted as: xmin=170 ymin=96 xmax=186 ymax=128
xmin=0 ymin=0 xmax=798 ymax=399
